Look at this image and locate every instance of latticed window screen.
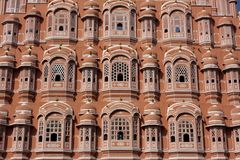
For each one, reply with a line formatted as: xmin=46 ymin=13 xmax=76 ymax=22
xmin=112 ymin=11 xmax=128 ymax=31
xmin=170 ymin=122 xmax=175 ymax=142
xmin=65 ymin=118 xmax=71 ymax=142
xmin=175 ymin=65 xmax=189 ymax=82
xmin=51 ymin=64 xmax=65 ymax=81
xmin=166 ymin=65 xmax=172 ymax=83
xmin=235 ymin=128 xmax=240 ymax=143
xmin=112 ymin=62 xmax=129 ymax=81
xmin=146 ymin=127 xmax=150 ymax=141
xmin=103 ymin=120 xmax=108 ymax=140
xmin=46 ymin=120 xmax=62 ymax=142
xmin=14 ymin=127 xmax=24 ymax=141
xmin=85 ymin=128 xmax=89 ymax=141
xmin=68 ymin=64 xmax=74 ymax=82
xmin=133 ymin=116 xmax=138 ymax=140
xmin=151 ymin=128 xmax=156 ymax=141
xmin=131 ymin=61 xmax=137 ymax=82
xmin=149 ymin=69 xmax=154 ymax=82
xmin=104 ymin=63 xmax=109 ymax=82
xmin=211 ymin=128 xmax=224 ymax=142
xmin=197 ymin=119 xmax=202 ymax=142
xmin=178 ymin=120 xmax=194 ymax=142
xmin=191 ymin=64 xmax=196 ymax=83
xmin=0 ymin=126 xmax=4 ymax=142
xmin=111 ymin=117 xmax=130 ymax=140
xmin=38 ymin=120 xmax=43 ymax=142
xmin=80 ymin=128 xmax=84 ymax=141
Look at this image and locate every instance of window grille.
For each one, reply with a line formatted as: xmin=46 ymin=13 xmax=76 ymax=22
xmin=103 ymin=120 xmax=108 ymax=140
xmin=0 ymin=126 xmax=4 ymax=143
xmin=51 ymin=64 xmax=65 ymax=81
xmin=65 ymin=119 xmax=71 ymax=142
xmin=133 ymin=116 xmax=138 ymax=140
xmin=166 ymin=65 xmax=172 ymax=83
xmin=131 ymin=61 xmax=137 ymax=82
xmin=68 ymin=64 xmax=74 ymax=82
xmin=170 ymin=122 xmax=175 ymax=142
xmin=111 ymin=117 xmax=130 ymax=140
xmin=175 ymin=65 xmax=189 ymax=82
xmin=191 ymin=64 xmax=196 ymax=83
xmin=38 ymin=120 xmax=43 ymax=142
xmin=235 ymin=128 xmax=240 ymax=143
xmin=46 ymin=120 xmax=62 ymax=142
xmin=112 ymin=62 xmax=129 ymax=82
xmin=178 ymin=120 xmax=194 ymax=142
xmin=104 ymin=63 xmax=109 ymax=82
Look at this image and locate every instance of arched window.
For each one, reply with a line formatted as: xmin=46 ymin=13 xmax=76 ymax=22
xmin=170 ymin=122 xmax=175 ymax=142
xmin=38 ymin=120 xmax=43 ymax=142
xmin=51 ymin=64 xmax=65 ymax=82
xmin=166 ymin=65 xmax=172 ymax=83
xmin=55 ymin=10 xmax=69 ymax=34
xmin=111 ymin=8 xmax=128 ymax=35
xmin=111 ymin=117 xmax=130 ymax=140
xmin=68 ymin=63 xmax=74 ymax=82
xmin=234 ymin=128 xmax=240 ymax=142
xmin=175 ymin=65 xmax=189 ymax=82
xmin=104 ymin=63 xmax=109 ymax=82
xmin=112 ymin=62 xmax=129 ymax=82
xmin=178 ymin=120 xmax=194 ymax=142
xmin=46 ymin=120 xmax=62 ymax=142
xmin=103 ymin=119 xmax=108 ymax=141
xmin=43 ymin=65 xmax=49 ymax=82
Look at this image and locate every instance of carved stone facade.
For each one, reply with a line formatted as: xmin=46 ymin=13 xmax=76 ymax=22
xmin=0 ymin=0 xmax=238 ymax=159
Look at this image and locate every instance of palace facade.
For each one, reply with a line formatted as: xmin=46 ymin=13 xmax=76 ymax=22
xmin=0 ymin=0 xmax=239 ymax=159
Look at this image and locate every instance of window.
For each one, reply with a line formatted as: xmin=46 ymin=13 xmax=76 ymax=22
xmin=38 ymin=120 xmax=43 ymax=142
xmin=234 ymin=128 xmax=240 ymax=143
xmin=6 ymin=0 xmax=25 ymax=13
xmin=166 ymin=65 xmax=172 ymax=83
xmin=170 ymin=122 xmax=175 ymax=142
xmin=111 ymin=117 xmax=129 ymax=140
xmin=46 ymin=120 xmax=62 ymax=142
xmin=51 ymin=64 xmax=65 ymax=81
xmin=131 ymin=61 xmax=137 ymax=82
xmin=54 ymin=10 xmax=69 ymax=36
xmin=112 ymin=9 xmax=128 ymax=34
xmin=178 ymin=120 xmax=194 ymax=142
xmin=68 ymin=63 xmax=74 ymax=82
xmin=0 ymin=126 xmax=5 ymax=143
xmin=103 ymin=120 xmax=108 ymax=140
xmin=112 ymin=62 xmax=129 ymax=82
xmin=104 ymin=63 xmax=109 ymax=82
xmin=133 ymin=116 xmax=138 ymax=141
xmin=175 ymin=65 xmax=189 ymax=82
xmin=43 ymin=65 xmax=48 ymax=82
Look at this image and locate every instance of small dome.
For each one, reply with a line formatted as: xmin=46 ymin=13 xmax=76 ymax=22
xmin=20 ymin=50 xmax=38 ymax=68
xmin=2 ymin=14 xmax=20 ymax=25
xmin=80 ymin=113 xmax=96 ymax=121
xmin=140 ymin=1 xmax=156 ymax=9
xmin=202 ymin=50 xmax=219 ymax=69
xmin=0 ymin=104 xmax=8 ymax=112
xmin=217 ymin=17 xmax=234 ymax=27
xmin=25 ymin=7 xmax=42 ymax=19
xmin=208 ymin=104 xmax=224 ymax=114
xmin=144 ymin=113 xmax=160 ymax=121
xmin=231 ymin=107 xmax=240 ymax=115
xmin=16 ymin=103 xmax=32 ymax=111
xmin=0 ymin=53 xmax=15 ymax=68
xmin=14 ymin=114 xmax=31 ymax=120
xmin=83 ymin=46 xmax=98 ymax=56
xmin=82 ymin=9 xmax=99 ymax=19
xmin=84 ymin=0 xmax=99 ymax=9
xmin=143 ymin=101 xmax=161 ymax=115
xmin=139 ymin=9 xmax=156 ymax=20
xmin=223 ymin=51 xmax=240 ymax=70
xmin=196 ymin=10 xmax=212 ymax=21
